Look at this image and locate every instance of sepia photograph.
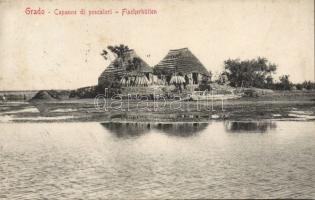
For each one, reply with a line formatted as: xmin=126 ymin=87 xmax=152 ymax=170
xmin=0 ymin=0 xmax=314 ymax=199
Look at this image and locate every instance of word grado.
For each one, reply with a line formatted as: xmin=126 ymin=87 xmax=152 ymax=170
xmin=25 ymin=7 xmax=45 ymax=15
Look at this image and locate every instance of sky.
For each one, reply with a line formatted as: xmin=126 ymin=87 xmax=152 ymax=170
xmin=0 ymin=0 xmax=314 ymax=90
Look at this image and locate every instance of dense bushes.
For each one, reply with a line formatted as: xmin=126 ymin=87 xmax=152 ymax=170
xmin=270 ymin=79 xmax=315 ymax=91
xmin=223 ymin=57 xmax=277 ymax=88
xmin=69 ymin=86 xmax=99 ymax=99
xmin=218 ymin=57 xmax=315 ymax=91
xmin=97 ymin=78 xmax=122 ymax=97
xmin=198 ymin=76 xmax=211 ymax=91
xmin=270 ymin=75 xmax=293 ymax=90
xmin=301 ymin=81 xmax=315 ymax=90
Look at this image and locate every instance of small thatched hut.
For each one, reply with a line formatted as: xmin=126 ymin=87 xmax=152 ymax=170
xmin=98 ymin=49 xmax=153 ymax=87
xmin=154 ymin=48 xmax=210 ymax=85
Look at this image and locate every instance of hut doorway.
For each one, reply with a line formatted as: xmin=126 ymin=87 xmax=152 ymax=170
xmin=166 ymin=75 xmax=172 ymax=85
xmin=192 ymin=73 xmax=198 ymax=84
xmin=145 ymin=73 xmax=150 ymax=80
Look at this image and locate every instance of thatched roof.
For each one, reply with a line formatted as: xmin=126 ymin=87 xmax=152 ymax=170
xmin=98 ymin=49 xmax=152 ymax=83
xmin=154 ymin=48 xmax=210 ymax=76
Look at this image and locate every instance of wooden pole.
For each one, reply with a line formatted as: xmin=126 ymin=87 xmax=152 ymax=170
xmin=221 ymin=98 xmax=224 ymax=111
xmin=211 ymin=90 xmax=214 ymax=111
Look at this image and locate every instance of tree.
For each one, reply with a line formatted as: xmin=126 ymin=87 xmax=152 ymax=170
xmin=126 ymin=57 xmax=142 ymax=72
xmin=198 ymin=76 xmax=211 ymax=91
xmin=102 ymin=44 xmax=130 ymax=69
xmin=215 ymin=72 xmax=229 ymax=85
xmin=100 ymin=50 xmax=108 ymax=60
xmin=223 ymin=57 xmax=277 ymax=88
xmin=301 ymin=81 xmax=315 ymax=90
xmin=132 ymin=57 xmax=141 ymax=71
xmin=265 ymin=75 xmax=274 ymax=89
xmin=295 ymin=83 xmax=303 ymax=90
xmin=126 ymin=60 xmax=134 ymax=71
xmin=276 ymin=75 xmax=293 ymax=90
xmin=107 ymin=44 xmax=130 ymax=59
xmin=98 ymin=76 xmax=122 ymax=96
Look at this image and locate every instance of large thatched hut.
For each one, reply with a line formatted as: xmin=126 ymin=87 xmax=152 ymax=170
xmin=154 ymin=48 xmax=210 ymax=86
xmin=98 ymin=49 xmax=153 ymax=87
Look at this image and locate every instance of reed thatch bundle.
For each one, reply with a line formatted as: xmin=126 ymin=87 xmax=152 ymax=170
xmin=170 ymin=75 xmax=185 ymax=84
xmin=120 ymin=77 xmax=131 ymax=86
xmin=134 ymin=76 xmax=149 ymax=86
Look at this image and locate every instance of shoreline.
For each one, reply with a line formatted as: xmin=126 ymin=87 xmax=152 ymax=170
xmin=1 ymin=91 xmax=315 ymax=123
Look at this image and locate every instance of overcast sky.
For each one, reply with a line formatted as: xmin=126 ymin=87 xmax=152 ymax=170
xmin=0 ymin=0 xmax=314 ymax=90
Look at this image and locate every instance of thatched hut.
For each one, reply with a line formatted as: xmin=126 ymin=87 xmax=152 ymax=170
xmin=154 ymin=48 xmax=210 ymax=86
xmin=98 ymin=49 xmax=153 ymax=87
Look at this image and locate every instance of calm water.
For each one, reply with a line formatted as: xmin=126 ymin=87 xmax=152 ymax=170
xmin=0 ymin=121 xmax=314 ymax=199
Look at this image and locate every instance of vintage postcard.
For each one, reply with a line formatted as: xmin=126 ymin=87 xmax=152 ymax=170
xmin=0 ymin=0 xmax=314 ymax=199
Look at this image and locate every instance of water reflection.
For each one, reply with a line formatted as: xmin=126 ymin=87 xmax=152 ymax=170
xmin=224 ymin=121 xmax=277 ymax=133
xmin=101 ymin=122 xmax=150 ymax=138
xmin=1 ymin=122 xmax=315 ymax=199
xmin=101 ymin=122 xmax=209 ymax=138
xmin=155 ymin=123 xmax=208 ymax=137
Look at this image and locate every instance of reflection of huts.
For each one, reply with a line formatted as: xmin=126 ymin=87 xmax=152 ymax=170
xmin=101 ymin=122 xmax=209 ymax=138
xmin=154 ymin=48 xmax=210 ymax=85
xmin=98 ymin=49 xmax=153 ymax=87
xmin=155 ymin=122 xmax=208 ymax=137
xmin=101 ymin=122 xmax=150 ymax=138
xmin=224 ymin=121 xmax=277 ymax=133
